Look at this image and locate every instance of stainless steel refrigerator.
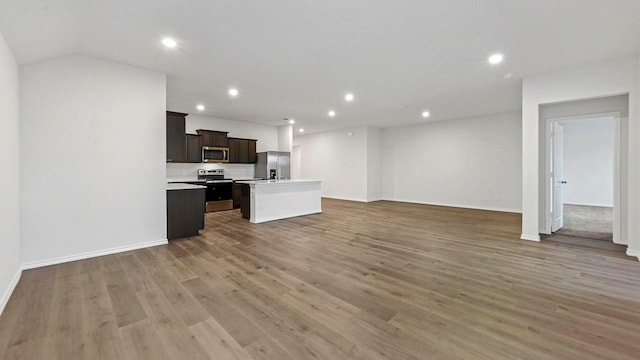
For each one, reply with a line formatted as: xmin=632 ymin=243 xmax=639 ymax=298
xmin=255 ymin=152 xmax=291 ymax=180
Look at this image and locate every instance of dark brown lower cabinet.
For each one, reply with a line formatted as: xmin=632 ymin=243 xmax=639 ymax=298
xmin=167 ymin=188 xmax=205 ymax=240
xmin=232 ymin=183 xmax=242 ymax=209
xmin=239 ymin=184 xmax=251 ymax=220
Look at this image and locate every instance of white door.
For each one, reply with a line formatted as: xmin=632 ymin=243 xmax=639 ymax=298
xmin=552 ymin=123 xmax=565 ymax=232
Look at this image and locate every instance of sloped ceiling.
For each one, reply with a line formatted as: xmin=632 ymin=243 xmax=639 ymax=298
xmin=1 ymin=0 xmax=639 ymax=133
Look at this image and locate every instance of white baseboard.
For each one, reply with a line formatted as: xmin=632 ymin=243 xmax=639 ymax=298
xmin=0 ymin=268 xmax=22 ymax=316
xmin=564 ymin=202 xmax=613 ymax=208
xmin=21 ymin=239 xmax=169 ymax=270
xmin=384 ymin=198 xmax=522 ymax=214
xmin=521 ymin=234 xmax=541 ymax=242
xmin=613 ymin=237 xmax=628 ymax=245
xmin=322 ymin=196 xmax=367 ymax=203
xmin=626 ymin=248 xmax=640 ymax=261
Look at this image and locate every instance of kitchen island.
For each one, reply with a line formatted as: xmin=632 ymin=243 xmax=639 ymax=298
xmin=235 ymin=179 xmax=322 ymax=223
xmin=166 ymin=183 xmax=206 ymax=239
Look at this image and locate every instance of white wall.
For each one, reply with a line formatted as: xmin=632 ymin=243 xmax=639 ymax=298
xmin=277 ymin=124 xmax=293 ymax=153
xmin=366 ymin=127 xmax=383 ymax=201
xmin=0 ymin=32 xmax=21 ymax=314
xmin=521 ymin=55 xmax=639 ymax=252
xmin=562 ymin=118 xmax=615 ymax=207
xmin=166 ymin=114 xmax=280 ymax=180
xmin=294 ymin=127 xmax=369 ymax=201
xmin=292 ymin=144 xmax=302 ymax=179
xmin=382 ymin=112 xmax=522 ymax=212
xmin=20 ymin=55 xmax=167 ymax=266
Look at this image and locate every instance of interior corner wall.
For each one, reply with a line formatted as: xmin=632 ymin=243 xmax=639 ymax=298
xmin=366 ymin=127 xmax=383 ymax=201
xmin=0 ymin=31 xmax=21 ymax=314
xmin=277 ymin=125 xmax=293 ymax=153
xmin=522 ymin=55 xmax=639 ymax=249
xmin=381 ymin=112 xmax=522 ymax=212
xmin=293 ymin=127 xmax=368 ymax=201
xmin=20 ymin=54 xmax=168 ymax=266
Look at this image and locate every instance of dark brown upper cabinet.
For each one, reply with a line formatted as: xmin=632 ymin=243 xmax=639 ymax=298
xmin=196 ymin=129 xmax=229 ymax=148
xmin=247 ymin=140 xmax=257 ymax=163
xmin=228 ymin=138 xmax=240 ymax=163
xmin=238 ymin=139 xmax=249 ymax=163
xmin=227 ymin=137 xmax=257 ymax=164
xmin=186 ymin=134 xmax=202 ymax=163
xmin=166 ymin=111 xmax=187 ymax=163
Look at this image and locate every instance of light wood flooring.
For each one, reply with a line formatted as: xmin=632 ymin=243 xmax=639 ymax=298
xmin=1 ymin=199 xmax=640 ymax=359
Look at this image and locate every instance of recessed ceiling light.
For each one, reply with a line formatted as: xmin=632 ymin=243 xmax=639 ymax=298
xmin=228 ymin=88 xmax=239 ymax=97
xmin=289 ymin=119 xmax=295 ymax=124
xmin=488 ymin=53 xmax=504 ymax=65
xmin=328 ymin=110 xmax=336 ymax=117
xmin=162 ymin=38 xmax=177 ymax=48
xmin=504 ymin=73 xmax=513 ymax=79
xmin=196 ymin=104 xmax=205 ymax=111
xmin=299 ymin=128 xmax=305 ymax=133
xmin=345 ymin=93 xmax=355 ymax=102
xmin=422 ymin=111 xmax=430 ymax=118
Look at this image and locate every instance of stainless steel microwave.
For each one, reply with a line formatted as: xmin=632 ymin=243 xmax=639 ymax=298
xmin=202 ymin=146 xmax=229 ymax=163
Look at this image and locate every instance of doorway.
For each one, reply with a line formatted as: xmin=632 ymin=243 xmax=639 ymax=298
xmin=546 ymin=114 xmax=619 ymax=242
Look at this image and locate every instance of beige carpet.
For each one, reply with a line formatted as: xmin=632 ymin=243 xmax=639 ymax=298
xmin=555 ymin=204 xmax=613 ymax=241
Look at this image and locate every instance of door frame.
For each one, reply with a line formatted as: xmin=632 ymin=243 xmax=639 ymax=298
xmin=543 ymin=112 xmax=621 ymax=243
xmin=551 ymin=122 xmax=565 ymax=232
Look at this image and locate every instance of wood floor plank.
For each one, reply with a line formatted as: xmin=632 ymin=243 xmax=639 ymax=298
xmin=189 ymin=318 xmax=253 ymax=360
xmin=181 ymin=277 xmax=264 ymax=348
xmin=119 ymin=319 xmax=169 ymax=360
xmin=4 ymin=267 xmax=56 ymax=352
xmin=44 ymin=272 xmax=87 ymax=359
xmin=137 ymin=288 xmax=211 ymax=360
xmin=103 ymin=268 xmax=147 ymax=328
xmin=1 ymin=198 xmax=639 ymax=359
xmin=79 ymin=270 xmax=126 ymax=360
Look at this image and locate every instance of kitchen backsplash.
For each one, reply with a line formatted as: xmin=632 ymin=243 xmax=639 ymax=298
xmin=166 ymin=163 xmax=256 ymax=180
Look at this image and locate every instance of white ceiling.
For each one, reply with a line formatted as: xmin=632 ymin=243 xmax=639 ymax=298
xmin=1 ymin=0 xmax=640 ymax=133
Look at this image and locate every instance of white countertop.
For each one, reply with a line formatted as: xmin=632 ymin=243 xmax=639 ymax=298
xmin=166 ymin=183 xmax=207 ymax=191
xmin=235 ymin=179 xmax=321 ymax=185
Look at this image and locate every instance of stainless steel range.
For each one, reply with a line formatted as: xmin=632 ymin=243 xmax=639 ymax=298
xmin=198 ymin=169 xmax=233 ymax=212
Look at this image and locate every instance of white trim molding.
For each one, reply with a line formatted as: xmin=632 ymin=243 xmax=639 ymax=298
xmin=521 ymin=233 xmax=541 ymax=242
xmin=563 ymin=202 xmax=614 ymax=208
xmin=613 ymin=237 xmax=628 ymax=245
xmin=626 ymin=248 xmax=640 ymax=261
xmin=21 ymin=239 xmax=168 ymax=270
xmin=322 ymin=196 xmax=368 ymax=203
xmin=0 ymin=269 xmax=22 ymax=316
xmin=384 ymin=198 xmax=522 ymax=214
